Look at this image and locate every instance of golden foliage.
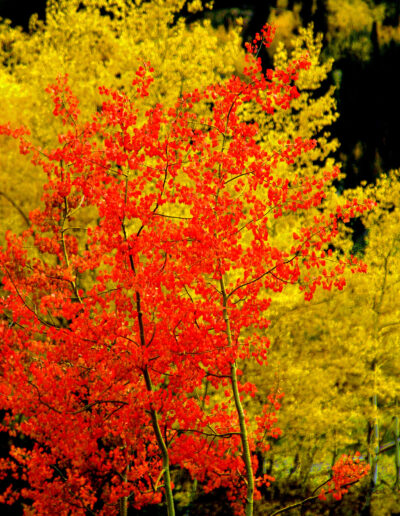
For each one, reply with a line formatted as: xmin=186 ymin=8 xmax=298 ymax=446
xmin=0 ymin=0 xmax=243 ymax=237
xmin=326 ymin=0 xmax=385 ymax=60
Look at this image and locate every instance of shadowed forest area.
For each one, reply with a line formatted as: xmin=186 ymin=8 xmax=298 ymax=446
xmin=0 ymin=1 xmax=400 ymax=515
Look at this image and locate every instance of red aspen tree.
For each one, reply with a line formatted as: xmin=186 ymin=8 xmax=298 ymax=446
xmin=0 ymin=25 xmax=370 ymax=516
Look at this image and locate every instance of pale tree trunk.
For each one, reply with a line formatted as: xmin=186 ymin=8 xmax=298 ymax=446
xmin=220 ymin=277 xmax=254 ymax=516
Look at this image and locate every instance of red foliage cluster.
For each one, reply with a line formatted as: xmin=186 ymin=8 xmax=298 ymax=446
xmin=319 ymin=453 xmax=370 ymax=501
xmin=0 ymin=25 xmax=372 ymax=514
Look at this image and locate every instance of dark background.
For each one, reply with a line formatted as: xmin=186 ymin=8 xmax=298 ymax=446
xmin=0 ymin=0 xmax=46 ymax=29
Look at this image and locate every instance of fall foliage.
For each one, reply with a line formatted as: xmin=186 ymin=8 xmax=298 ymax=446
xmin=0 ymin=11 xmax=374 ymax=515
xmin=2 ymin=1 xmax=400 ymax=515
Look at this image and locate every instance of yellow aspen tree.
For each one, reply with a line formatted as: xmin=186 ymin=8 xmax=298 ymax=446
xmin=251 ymin=172 xmax=400 ymax=512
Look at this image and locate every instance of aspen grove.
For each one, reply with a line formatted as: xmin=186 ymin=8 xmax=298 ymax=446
xmin=0 ymin=25 xmax=371 ymax=516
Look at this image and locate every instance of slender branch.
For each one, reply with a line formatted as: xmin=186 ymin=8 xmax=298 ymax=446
xmin=269 ymin=479 xmax=360 ymax=516
xmin=269 ymin=493 xmax=322 ymax=516
xmin=0 ymin=190 xmax=30 ymax=228
xmin=227 ymin=252 xmax=299 ymax=300
xmin=179 ymin=428 xmax=241 ymax=438
xmin=154 ymin=213 xmax=192 ymax=220
xmin=233 ymin=207 xmax=273 ymax=236
xmin=2 ymin=265 xmax=64 ymax=330
xmin=65 ymin=195 xmax=85 ymax=219
xmin=154 ymin=468 xmax=166 ymax=491
xmin=269 ymin=271 xmax=292 ymax=284
xmin=220 ymin=275 xmax=254 ymax=516
xmin=224 ymin=172 xmax=249 ymax=185
xmin=60 ymin=196 xmax=83 ymax=303
xmin=205 ymin=371 xmax=231 ymax=379
xmin=28 ymin=380 xmax=62 ymax=413
xmin=28 ymin=380 xmax=128 ymax=416
xmin=72 ymin=399 xmax=128 ymax=415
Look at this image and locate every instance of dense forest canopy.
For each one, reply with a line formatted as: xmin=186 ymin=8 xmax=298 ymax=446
xmin=0 ymin=1 xmax=399 ymax=515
